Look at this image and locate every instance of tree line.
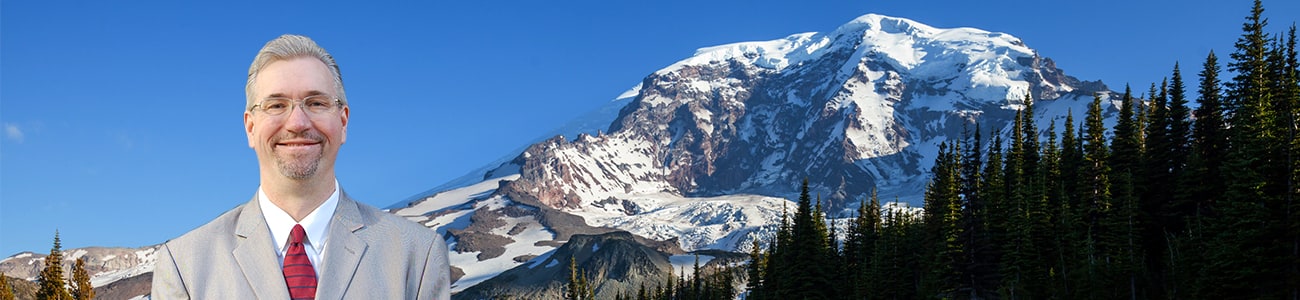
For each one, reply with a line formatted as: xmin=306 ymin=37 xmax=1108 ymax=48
xmin=747 ymin=1 xmax=1298 ymax=299
xmin=1 ymin=231 xmax=95 ymax=300
xmin=563 ymin=253 xmax=743 ymax=300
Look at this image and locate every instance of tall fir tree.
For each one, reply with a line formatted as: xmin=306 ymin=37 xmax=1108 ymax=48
xmin=1142 ymin=78 xmax=1189 ymax=299
xmin=959 ymin=124 xmax=999 ymax=299
xmin=1040 ymin=119 xmax=1071 ymax=298
xmin=921 ymin=142 xmax=963 ymax=298
xmin=1076 ymin=94 xmax=1112 ymax=299
xmin=999 ymin=107 xmax=1032 ymax=298
xmin=35 ymin=231 xmax=71 ymax=300
xmin=69 ymin=258 xmax=93 ymax=300
xmin=1208 ymin=0 xmax=1285 ymax=297
xmin=1187 ymin=51 xmax=1229 ymax=219
xmin=745 ymin=239 xmax=764 ymax=300
xmin=981 ymin=130 xmax=1009 ymax=298
xmin=761 ymin=204 xmax=792 ymax=300
xmin=0 ymin=274 xmax=14 ymax=300
xmin=1110 ymin=87 xmax=1144 ymax=292
xmin=566 ymin=257 xmax=594 ymax=300
xmin=1280 ymin=24 xmax=1300 ymax=300
xmin=843 ymin=189 xmax=881 ymax=300
xmin=1053 ymin=111 xmax=1086 ymax=297
xmin=788 ymin=178 xmax=834 ymax=300
xmin=1173 ymin=50 xmax=1229 ymax=299
xmin=1164 ymin=63 xmax=1194 ymax=221
xmin=1109 ymin=89 xmax=1148 ymax=298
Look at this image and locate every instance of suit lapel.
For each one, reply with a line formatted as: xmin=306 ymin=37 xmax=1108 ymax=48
xmin=231 ymin=196 xmax=292 ymax=300
xmin=317 ymin=193 xmax=368 ymax=300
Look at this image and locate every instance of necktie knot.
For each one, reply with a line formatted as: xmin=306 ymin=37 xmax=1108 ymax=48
xmin=290 ymin=224 xmax=308 ymax=246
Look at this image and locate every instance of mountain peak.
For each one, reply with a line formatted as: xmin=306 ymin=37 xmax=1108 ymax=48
xmin=840 ymin=13 xmax=939 ymax=36
xmin=396 ymin=12 xmax=1119 ymax=294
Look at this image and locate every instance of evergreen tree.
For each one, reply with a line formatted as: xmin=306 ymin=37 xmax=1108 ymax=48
xmin=35 ymin=231 xmax=71 ymax=300
xmin=980 ymin=130 xmax=1009 ymax=297
xmin=1040 ymin=120 xmax=1073 ymax=298
xmin=921 ymin=142 xmax=963 ymax=298
xmin=0 ymin=275 xmax=14 ymax=300
xmin=69 ymin=258 xmax=92 ymax=300
xmin=1209 ymin=0 xmax=1286 ymax=297
xmin=1170 ymin=53 xmax=1228 ymax=298
xmin=1280 ymin=24 xmax=1300 ymax=300
xmin=843 ymin=189 xmax=881 ymax=300
xmin=959 ymin=124 xmax=999 ymax=299
xmin=745 ymin=239 xmax=764 ymax=300
xmin=998 ymin=94 xmax=1053 ymax=299
xmin=1053 ymin=111 xmax=1085 ymax=297
xmin=787 ymin=178 xmax=834 ymax=300
xmin=692 ymin=254 xmax=702 ymax=300
xmin=1187 ymin=51 xmax=1229 ymax=219
xmin=566 ymin=257 xmax=593 ymax=300
xmin=872 ymin=207 xmax=921 ymax=300
xmin=1142 ymin=80 xmax=1171 ymax=257
xmin=999 ymin=108 xmax=1031 ymax=299
xmin=761 ymin=204 xmax=792 ymax=300
xmin=1076 ymin=94 xmax=1112 ymax=299
xmin=664 ymin=270 xmax=675 ymax=300
xmin=1164 ymin=63 xmax=1194 ymax=220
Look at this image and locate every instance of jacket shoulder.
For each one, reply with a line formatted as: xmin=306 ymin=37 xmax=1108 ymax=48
xmin=352 ymin=201 xmax=442 ymax=242
xmin=165 ymin=203 xmax=249 ymax=248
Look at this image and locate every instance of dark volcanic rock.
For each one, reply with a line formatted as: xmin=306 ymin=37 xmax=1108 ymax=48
xmin=453 ymin=231 xmax=677 ymax=300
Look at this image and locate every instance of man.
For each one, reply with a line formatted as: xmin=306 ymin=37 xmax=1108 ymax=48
xmin=152 ymin=34 xmax=451 ymax=299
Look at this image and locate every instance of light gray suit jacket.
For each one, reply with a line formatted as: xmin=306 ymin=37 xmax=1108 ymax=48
xmin=151 ymin=193 xmax=451 ymax=299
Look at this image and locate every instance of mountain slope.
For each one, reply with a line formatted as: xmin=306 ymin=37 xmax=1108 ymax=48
xmin=0 ymin=246 xmax=158 ymax=299
xmin=491 ymin=13 xmax=1110 ymax=213
xmin=395 ymin=13 xmax=1120 ymax=294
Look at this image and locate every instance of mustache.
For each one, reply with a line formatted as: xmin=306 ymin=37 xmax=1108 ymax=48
xmin=272 ymin=131 xmax=325 ymax=144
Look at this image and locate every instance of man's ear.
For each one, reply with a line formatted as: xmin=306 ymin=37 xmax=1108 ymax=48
xmin=244 ymin=111 xmax=256 ymax=149
xmin=339 ymin=105 xmax=349 ymax=144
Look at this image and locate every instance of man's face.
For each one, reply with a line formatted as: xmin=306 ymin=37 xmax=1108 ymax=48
xmin=244 ymin=57 xmax=349 ymax=181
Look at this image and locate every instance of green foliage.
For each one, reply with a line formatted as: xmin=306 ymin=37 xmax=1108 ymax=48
xmin=35 ymin=231 xmax=71 ymax=300
xmin=0 ymin=275 xmax=15 ymax=300
xmin=566 ymin=257 xmax=593 ymax=300
xmin=921 ymin=142 xmax=963 ymax=298
xmin=69 ymin=258 xmax=93 ymax=300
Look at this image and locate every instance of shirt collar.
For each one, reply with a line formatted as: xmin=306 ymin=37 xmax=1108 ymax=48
xmin=257 ymin=179 xmax=340 ymax=254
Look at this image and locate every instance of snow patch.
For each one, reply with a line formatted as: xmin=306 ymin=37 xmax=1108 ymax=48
xmin=669 ymin=254 xmax=716 ymax=273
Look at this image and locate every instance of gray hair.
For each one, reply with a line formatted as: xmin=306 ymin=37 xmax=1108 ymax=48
xmin=245 ymin=34 xmax=347 ymax=110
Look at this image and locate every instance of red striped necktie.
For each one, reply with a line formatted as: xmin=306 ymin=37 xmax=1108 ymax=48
xmin=283 ymin=224 xmax=317 ymax=300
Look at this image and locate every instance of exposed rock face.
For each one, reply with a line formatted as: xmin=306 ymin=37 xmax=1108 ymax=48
xmin=453 ymin=231 xmax=675 ymax=300
xmin=0 ymin=246 xmax=156 ymax=288
xmin=93 ymin=272 xmax=152 ymax=300
xmin=500 ymin=14 xmax=1113 ymax=213
xmin=1 ymin=246 xmax=157 ymax=300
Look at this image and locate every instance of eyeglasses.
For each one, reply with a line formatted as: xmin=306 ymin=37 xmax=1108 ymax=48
xmin=250 ymin=95 xmax=342 ymax=116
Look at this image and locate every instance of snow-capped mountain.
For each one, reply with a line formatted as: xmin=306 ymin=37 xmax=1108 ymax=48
xmin=393 ymin=13 xmax=1120 ymax=294
xmin=1 ymin=245 xmax=158 ymax=299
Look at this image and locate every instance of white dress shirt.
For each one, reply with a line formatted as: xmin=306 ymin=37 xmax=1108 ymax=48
xmin=257 ymin=179 xmax=340 ymax=277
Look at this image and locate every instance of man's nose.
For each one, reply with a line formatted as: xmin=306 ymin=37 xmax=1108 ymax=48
xmin=282 ymin=105 xmax=313 ymax=132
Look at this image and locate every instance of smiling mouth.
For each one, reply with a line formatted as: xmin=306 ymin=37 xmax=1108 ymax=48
xmin=274 ymin=138 xmax=323 ymax=151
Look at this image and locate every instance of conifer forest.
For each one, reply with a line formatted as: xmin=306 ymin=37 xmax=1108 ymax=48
xmin=604 ymin=1 xmax=1299 ymax=299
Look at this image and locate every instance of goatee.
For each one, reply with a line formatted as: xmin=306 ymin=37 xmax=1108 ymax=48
xmin=273 ymin=131 xmax=326 ymax=180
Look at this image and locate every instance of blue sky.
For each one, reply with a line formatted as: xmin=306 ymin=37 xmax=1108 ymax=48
xmin=2 ymin=0 xmax=1297 ymax=255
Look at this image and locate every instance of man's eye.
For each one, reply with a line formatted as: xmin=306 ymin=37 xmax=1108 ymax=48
xmin=306 ymin=99 xmax=331 ymax=108
xmin=264 ymin=102 xmax=289 ymax=110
